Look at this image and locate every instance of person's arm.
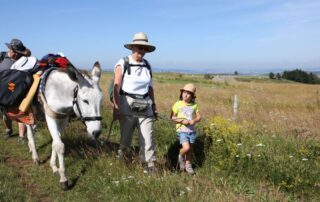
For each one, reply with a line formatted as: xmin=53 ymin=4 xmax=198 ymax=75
xmin=113 ymin=65 xmax=122 ymax=119
xmin=188 ymin=111 xmax=201 ymax=125
xmin=0 ymin=52 xmax=7 ymax=62
xmin=148 ymin=86 xmax=157 ymax=114
xmin=171 ymin=111 xmax=189 ymax=125
xmin=171 ymin=112 xmax=179 ymax=123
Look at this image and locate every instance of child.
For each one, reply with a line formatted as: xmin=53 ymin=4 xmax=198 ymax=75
xmin=171 ymin=83 xmax=201 ymax=175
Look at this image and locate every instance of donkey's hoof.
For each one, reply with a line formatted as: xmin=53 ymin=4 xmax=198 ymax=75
xmin=33 ymin=159 xmax=40 ymax=166
xmin=60 ymin=181 xmax=68 ymax=191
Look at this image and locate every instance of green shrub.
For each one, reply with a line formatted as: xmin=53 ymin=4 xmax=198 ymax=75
xmin=204 ymin=116 xmax=245 ymax=169
xmin=204 ymin=74 xmax=214 ymax=80
xmin=203 ymin=116 xmax=320 ymax=196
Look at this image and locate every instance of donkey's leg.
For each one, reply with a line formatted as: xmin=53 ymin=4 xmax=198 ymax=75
xmin=52 ymin=139 xmax=66 ymax=182
xmin=26 ymin=124 xmax=40 ymax=165
xmin=50 ymin=147 xmax=59 ymax=175
xmin=49 ymin=120 xmax=67 ymax=175
xmin=46 ymin=115 xmax=69 ymax=187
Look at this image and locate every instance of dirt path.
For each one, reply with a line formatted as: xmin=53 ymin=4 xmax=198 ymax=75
xmin=5 ymin=156 xmax=52 ymax=202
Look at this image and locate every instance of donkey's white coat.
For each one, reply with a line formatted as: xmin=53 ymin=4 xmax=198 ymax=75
xmin=26 ymin=62 xmax=103 ymax=189
xmin=47 ymin=64 xmax=103 ymax=186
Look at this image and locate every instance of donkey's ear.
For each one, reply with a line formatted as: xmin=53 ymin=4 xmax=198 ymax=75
xmin=91 ymin=61 xmax=101 ymax=83
xmin=67 ymin=65 xmax=84 ymax=82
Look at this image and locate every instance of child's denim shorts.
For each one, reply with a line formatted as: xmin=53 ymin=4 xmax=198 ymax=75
xmin=177 ymin=132 xmax=196 ymax=144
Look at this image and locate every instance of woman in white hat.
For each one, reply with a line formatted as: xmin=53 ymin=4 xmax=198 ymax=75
xmin=113 ymin=32 xmax=157 ymax=173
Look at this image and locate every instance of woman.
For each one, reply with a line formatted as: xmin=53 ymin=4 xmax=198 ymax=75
xmin=113 ymin=32 xmax=157 ymax=173
xmin=0 ymin=39 xmax=32 ymax=143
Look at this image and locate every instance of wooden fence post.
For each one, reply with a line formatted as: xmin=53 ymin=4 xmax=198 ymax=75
xmin=317 ymin=90 xmax=320 ymax=108
xmin=233 ymin=94 xmax=238 ymax=120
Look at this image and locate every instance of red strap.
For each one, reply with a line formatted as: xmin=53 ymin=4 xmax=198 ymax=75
xmin=55 ymin=57 xmax=69 ymax=69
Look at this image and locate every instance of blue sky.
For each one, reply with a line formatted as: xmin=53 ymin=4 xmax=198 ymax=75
xmin=1 ymin=0 xmax=320 ymax=73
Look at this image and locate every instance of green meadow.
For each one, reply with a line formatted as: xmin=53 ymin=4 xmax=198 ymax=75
xmin=0 ymin=72 xmax=319 ymax=201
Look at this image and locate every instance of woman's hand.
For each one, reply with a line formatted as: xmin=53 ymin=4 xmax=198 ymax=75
xmin=152 ymin=103 xmax=157 ymax=115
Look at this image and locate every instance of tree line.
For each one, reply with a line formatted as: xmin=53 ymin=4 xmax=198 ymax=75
xmin=269 ymin=69 xmax=320 ymax=84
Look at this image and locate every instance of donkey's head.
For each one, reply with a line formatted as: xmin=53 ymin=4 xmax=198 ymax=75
xmin=67 ymin=62 xmax=103 ymax=139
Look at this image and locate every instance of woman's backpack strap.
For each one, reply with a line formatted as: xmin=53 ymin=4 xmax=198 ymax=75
xmin=123 ymin=56 xmax=130 ymax=75
xmin=122 ymin=56 xmax=152 ymax=78
xmin=143 ymin=59 xmax=152 ymax=78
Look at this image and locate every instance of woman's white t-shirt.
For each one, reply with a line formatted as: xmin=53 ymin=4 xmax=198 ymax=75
xmin=114 ymin=55 xmax=152 ymax=95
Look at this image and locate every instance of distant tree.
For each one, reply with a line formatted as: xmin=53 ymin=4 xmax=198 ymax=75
xmin=234 ymin=71 xmax=238 ymax=75
xmin=276 ymin=73 xmax=282 ymax=80
xmin=308 ymin=72 xmax=320 ymax=84
xmin=282 ymin=69 xmax=320 ymax=84
xmin=269 ymin=72 xmax=275 ymax=79
xmin=204 ymin=74 xmax=214 ymax=80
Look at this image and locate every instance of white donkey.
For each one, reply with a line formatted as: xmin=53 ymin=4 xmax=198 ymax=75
xmin=38 ymin=62 xmax=103 ymax=190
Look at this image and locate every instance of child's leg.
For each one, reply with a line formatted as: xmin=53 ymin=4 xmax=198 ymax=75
xmin=18 ymin=123 xmax=26 ymax=138
xmin=185 ymin=133 xmax=196 ymax=175
xmin=3 ymin=114 xmax=13 ymax=139
xmin=180 ymin=142 xmax=191 ymax=157
xmin=185 ymin=145 xmax=195 ymax=175
xmin=3 ymin=114 xmax=12 ymax=133
xmin=178 ymin=133 xmax=191 ymax=170
xmin=18 ymin=123 xmax=26 ymax=144
xmin=178 ymin=142 xmax=190 ymax=171
xmin=185 ymin=143 xmax=193 ymax=164
xmin=185 ymin=133 xmax=196 ymax=163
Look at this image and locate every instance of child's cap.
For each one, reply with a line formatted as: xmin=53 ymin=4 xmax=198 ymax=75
xmin=180 ymin=83 xmax=196 ymax=95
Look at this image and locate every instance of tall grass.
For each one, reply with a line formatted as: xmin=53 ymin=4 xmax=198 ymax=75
xmin=0 ymin=72 xmax=319 ymax=201
xmin=203 ymin=116 xmax=320 ymax=197
xmin=151 ymin=73 xmax=320 ymax=140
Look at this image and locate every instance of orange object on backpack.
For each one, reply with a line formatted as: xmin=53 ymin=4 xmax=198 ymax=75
xmin=5 ymin=107 xmax=35 ymax=125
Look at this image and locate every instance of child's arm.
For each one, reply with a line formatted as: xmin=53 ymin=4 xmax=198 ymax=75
xmin=171 ymin=112 xmax=181 ymax=123
xmin=171 ymin=112 xmax=189 ymax=125
xmin=188 ymin=112 xmax=201 ymax=125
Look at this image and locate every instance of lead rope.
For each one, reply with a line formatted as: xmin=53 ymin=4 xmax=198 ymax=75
xmin=106 ymin=118 xmax=115 ymax=142
xmin=105 ymin=111 xmax=174 ymax=142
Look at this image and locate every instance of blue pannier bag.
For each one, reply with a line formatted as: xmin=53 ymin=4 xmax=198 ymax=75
xmin=0 ymin=69 xmax=33 ymax=107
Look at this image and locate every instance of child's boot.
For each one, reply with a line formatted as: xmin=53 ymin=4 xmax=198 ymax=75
xmin=178 ymin=154 xmax=185 ymax=171
xmin=185 ymin=163 xmax=195 ymax=175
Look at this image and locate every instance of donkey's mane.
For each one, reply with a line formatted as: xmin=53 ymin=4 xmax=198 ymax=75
xmin=79 ymin=70 xmax=91 ymax=79
xmin=55 ymin=68 xmax=92 ymax=79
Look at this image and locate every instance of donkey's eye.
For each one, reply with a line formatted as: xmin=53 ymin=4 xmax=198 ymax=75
xmin=83 ymin=100 xmax=89 ymax=104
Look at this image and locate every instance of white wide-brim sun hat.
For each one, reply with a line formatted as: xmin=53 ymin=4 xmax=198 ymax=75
xmin=124 ymin=32 xmax=156 ymax=53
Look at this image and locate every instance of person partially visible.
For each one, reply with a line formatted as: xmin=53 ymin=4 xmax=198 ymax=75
xmin=0 ymin=39 xmax=32 ymax=70
xmin=171 ymin=83 xmax=201 ymax=175
xmin=0 ymin=39 xmax=32 ymax=143
xmin=113 ymin=32 xmax=158 ymax=173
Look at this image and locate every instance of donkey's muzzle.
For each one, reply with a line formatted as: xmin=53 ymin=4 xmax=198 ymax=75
xmin=92 ymin=130 xmax=101 ymax=138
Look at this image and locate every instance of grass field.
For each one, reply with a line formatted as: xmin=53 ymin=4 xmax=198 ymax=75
xmin=0 ymin=72 xmax=319 ymax=201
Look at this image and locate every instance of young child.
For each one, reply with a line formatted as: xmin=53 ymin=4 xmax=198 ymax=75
xmin=171 ymin=83 xmax=201 ymax=175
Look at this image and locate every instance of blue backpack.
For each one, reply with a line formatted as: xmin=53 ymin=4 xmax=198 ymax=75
xmin=0 ymin=69 xmax=33 ymax=107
